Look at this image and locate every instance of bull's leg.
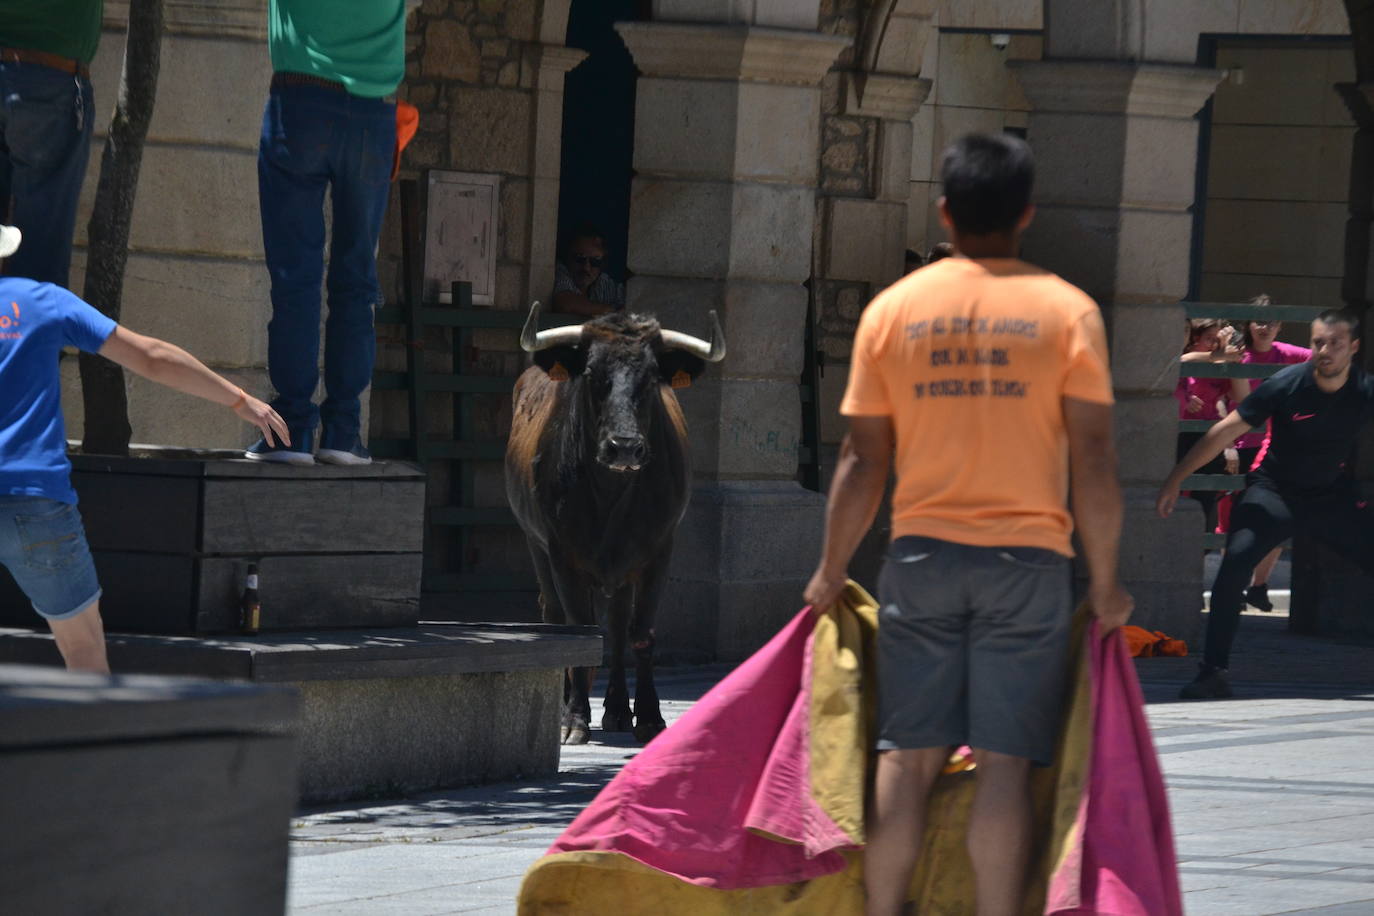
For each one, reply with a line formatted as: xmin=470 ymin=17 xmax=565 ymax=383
xmin=525 ymin=539 xmax=581 ymax=718
xmin=630 ymin=549 xmax=670 ymax=743
xmin=601 ymin=584 xmax=634 ymax=732
xmin=544 ymin=547 xmax=596 ymax=745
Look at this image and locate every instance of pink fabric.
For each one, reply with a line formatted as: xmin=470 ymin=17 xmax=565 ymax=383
xmin=544 ymin=612 xmax=1181 ymax=913
xmin=1236 ymin=342 xmax=1310 ymax=448
xmin=543 ymin=609 xmax=854 ymax=889
xmin=1047 ymin=625 xmax=1183 ymax=916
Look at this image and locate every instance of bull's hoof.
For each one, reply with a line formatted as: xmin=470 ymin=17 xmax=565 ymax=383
xmin=561 ymin=714 xmax=590 ymax=745
xmin=633 ymin=718 xmax=666 ymax=744
xmin=602 ymin=709 xmax=634 ymax=732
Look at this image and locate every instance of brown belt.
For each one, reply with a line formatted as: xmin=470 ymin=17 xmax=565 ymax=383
xmin=271 ymin=71 xmax=396 ymax=102
xmin=0 ymin=46 xmax=89 ymax=79
xmin=272 ymin=71 xmax=348 ymax=93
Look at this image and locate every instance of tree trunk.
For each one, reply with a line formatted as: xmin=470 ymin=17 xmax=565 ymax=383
xmin=78 ymin=0 xmax=164 ymax=456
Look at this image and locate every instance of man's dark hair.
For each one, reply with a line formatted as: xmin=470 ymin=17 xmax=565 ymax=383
xmin=1315 ymin=307 xmax=1361 ymax=340
xmin=561 ymin=221 xmax=608 ymax=258
xmin=939 ymin=133 xmax=1034 ymax=236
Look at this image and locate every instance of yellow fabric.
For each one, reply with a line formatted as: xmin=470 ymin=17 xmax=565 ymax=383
xmin=518 ymin=582 xmax=1094 ymax=914
xmin=839 ymin=258 xmax=1114 ymax=555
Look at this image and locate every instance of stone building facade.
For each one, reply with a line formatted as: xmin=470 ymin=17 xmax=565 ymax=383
xmin=64 ymin=0 xmax=1367 ymax=659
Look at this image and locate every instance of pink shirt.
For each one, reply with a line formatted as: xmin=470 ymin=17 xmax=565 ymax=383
xmin=1175 ymin=375 xmax=1231 ymax=421
xmin=1235 ymin=341 xmax=1311 ymax=449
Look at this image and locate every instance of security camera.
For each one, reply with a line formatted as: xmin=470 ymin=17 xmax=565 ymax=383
xmin=990 ymin=33 xmax=1011 ymax=50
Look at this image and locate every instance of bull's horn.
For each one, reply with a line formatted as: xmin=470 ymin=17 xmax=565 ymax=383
xmin=659 ymin=310 xmax=726 ymax=363
xmin=519 ymin=301 xmax=584 ymax=352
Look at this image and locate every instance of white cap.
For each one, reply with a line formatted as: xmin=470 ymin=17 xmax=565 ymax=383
xmin=0 ymin=225 xmax=20 ymax=259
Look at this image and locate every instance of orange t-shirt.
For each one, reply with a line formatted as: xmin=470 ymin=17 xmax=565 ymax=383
xmin=840 ymin=257 xmax=1113 ymax=556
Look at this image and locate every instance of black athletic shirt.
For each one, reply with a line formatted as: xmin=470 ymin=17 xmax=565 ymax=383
xmin=1237 ymin=362 xmax=1374 ymax=491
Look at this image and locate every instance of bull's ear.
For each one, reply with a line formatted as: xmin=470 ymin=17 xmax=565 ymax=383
xmin=533 ymin=345 xmax=585 ymax=379
xmin=657 ymin=350 xmax=706 ymax=388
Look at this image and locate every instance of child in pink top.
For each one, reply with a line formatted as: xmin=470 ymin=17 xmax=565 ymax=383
xmin=1176 ymin=319 xmax=1242 ymax=532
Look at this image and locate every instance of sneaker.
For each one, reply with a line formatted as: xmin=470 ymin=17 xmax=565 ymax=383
xmin=1180 ymin=664 xmax=1233 ymax=700
xmin=316 ymin=437 xmax=372 ymax=466
xmin=1245 ymin=583 xmax=1274 ymax=613
xmin=245 ymin=434 xmax=315 ymax=466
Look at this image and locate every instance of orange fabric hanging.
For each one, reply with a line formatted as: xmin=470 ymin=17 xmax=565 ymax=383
xmin=392 ymin=100 xmax=420 ymax=181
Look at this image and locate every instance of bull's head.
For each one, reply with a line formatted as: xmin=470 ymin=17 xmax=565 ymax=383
xmin=520 ymin=302 xmax=725 ymax=472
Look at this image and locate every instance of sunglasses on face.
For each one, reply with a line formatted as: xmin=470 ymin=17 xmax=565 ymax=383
xmin=571 ymin=255 xmax=604 ymax=268
xmin=1251 ymin=320 xmax=1278 ymax=328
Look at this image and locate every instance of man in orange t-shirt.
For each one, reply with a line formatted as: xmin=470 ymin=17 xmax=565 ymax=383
xmin=804 ymin=134 xmax=1133 ymax=916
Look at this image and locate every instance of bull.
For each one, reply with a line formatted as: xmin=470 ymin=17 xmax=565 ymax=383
xmin=505 ymin=302 xmax=725 ymax=744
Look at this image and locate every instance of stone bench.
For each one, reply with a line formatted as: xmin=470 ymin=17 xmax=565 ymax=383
xmin=0 ymin=663 xmax=300 ymax=915
xmin=0 ymin=622 xmax=601 ymax=803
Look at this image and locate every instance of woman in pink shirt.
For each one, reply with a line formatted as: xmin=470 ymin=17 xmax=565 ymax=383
xmin=1229 ymin=295 xmax=1311 ymax=611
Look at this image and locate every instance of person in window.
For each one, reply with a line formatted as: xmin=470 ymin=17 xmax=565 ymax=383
xmin=551 ymin=223 xmax=625 ymax=317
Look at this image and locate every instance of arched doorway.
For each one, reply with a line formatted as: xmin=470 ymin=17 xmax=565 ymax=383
xmin=555 ymin=1 xmax=650 ymax=286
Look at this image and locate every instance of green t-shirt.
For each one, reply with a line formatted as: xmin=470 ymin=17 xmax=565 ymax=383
xmin=0 ymin=0 xmax=103 ymax=65
xmin=269 ymin=0 xmax=406 ymax=98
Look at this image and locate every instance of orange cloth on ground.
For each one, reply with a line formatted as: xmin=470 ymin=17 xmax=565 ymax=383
xmin=391 ymin=100 xmax=419 ymax=180
xmin=840 ymin=257 xmax=1114 ymax=556
xmin=1121 ymin=625 xmax=1188 ymax=658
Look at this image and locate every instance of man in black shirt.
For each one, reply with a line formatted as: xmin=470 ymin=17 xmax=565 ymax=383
xmin=1158 ymin=309 xmax=1374 ymax=699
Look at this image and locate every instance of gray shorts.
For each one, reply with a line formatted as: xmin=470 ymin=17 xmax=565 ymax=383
xmin=875 ymin=535 xmax=1074 ymax=765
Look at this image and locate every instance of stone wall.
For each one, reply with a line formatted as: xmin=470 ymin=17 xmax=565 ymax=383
xmin=906 ymin=31 xmax=1041 ymax=258
xmin=62 ymin=3 xmax=272 ymax=450
xmin=1198 ymin=42 xmax=1356 ymax=311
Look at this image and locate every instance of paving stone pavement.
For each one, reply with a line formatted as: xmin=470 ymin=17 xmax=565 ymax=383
xmin=288 ymin=614 xmax=1374 ymax=915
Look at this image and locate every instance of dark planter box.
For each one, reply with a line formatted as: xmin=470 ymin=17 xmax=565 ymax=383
xmin=0 ymin=448 xmax=425 ymax=635
xmin=0 ymin=663 xmax=300 ymax=915
xmin=1290 ymin=533 xmax=1374 ymax=640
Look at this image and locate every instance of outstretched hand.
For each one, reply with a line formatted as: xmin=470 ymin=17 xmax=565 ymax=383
xmin=235 ymin=394 xmax=290 ymax=448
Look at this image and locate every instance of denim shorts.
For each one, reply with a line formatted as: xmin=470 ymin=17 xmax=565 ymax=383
xmin=0 ymin=495 xmax=101 ymax=620
xmin=875 ymin=535 xmax=1074 ymax=765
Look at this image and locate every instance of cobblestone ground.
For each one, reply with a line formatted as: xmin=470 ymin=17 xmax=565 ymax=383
xmin=288 ymin=613 xmax=1374 ymax=915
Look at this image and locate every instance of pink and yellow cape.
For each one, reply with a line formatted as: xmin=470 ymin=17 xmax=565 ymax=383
xmin=519 ymin=582 xmax=1180 ymax=915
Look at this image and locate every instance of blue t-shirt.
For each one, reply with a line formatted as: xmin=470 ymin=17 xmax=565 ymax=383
xmin=0 ymin=279 xmax=117 ymax=504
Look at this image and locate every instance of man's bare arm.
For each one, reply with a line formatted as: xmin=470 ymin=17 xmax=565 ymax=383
xmin=802 ymin=415 xmax=893 ymax=612
xmin=1156 ymin=410 xmax=1252 ymax=517
xmin=99 ymin=326 xmax=289 ymax=446
xmin=1063 ymin=396 xmax=1133 ymax=633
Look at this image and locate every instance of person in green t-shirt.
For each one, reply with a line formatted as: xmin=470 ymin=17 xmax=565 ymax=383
xmin=0 ymin=0 xmax=103 ymax=287
xmin=247 ymin=0 xmax=408 ymax=467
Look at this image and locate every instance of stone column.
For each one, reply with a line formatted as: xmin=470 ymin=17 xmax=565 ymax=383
xmin=1010 ymin=61 xmax=1224 ymax=645
xmin=616 ymin=22 xmax=848 ymax=661
xmin=525 ymin=44 xmax=588 ymax=305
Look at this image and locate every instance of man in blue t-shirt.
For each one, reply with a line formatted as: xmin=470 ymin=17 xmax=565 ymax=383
xmin=0 ymin=225 xmax=289 ymax=672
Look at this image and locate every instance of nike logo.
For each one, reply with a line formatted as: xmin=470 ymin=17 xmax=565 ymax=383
xmin=1292 ymin=412 xmax=1317 ymax=421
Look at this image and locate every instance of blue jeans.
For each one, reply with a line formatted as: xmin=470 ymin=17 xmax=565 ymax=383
xmin=258 ymin=84 xmax=395 ymax=447
xmin=0 ymin=62 xmax=95 ymax=287
xmin=0 ymin=495 xmax=101 ymax=620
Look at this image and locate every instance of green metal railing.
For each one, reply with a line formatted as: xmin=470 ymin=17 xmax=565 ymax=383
xmin=1176 ymin=301 xmax=1325 ymax=548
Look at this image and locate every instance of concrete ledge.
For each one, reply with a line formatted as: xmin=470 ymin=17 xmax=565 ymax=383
xmin=0 ymin=624 xmax=601 ymax=803
xmin=0 ymin=623 xmax=602 ymax=682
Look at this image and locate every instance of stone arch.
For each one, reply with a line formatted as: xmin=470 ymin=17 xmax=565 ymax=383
xmin=857 ymin=0 xmax=934 ymax=77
